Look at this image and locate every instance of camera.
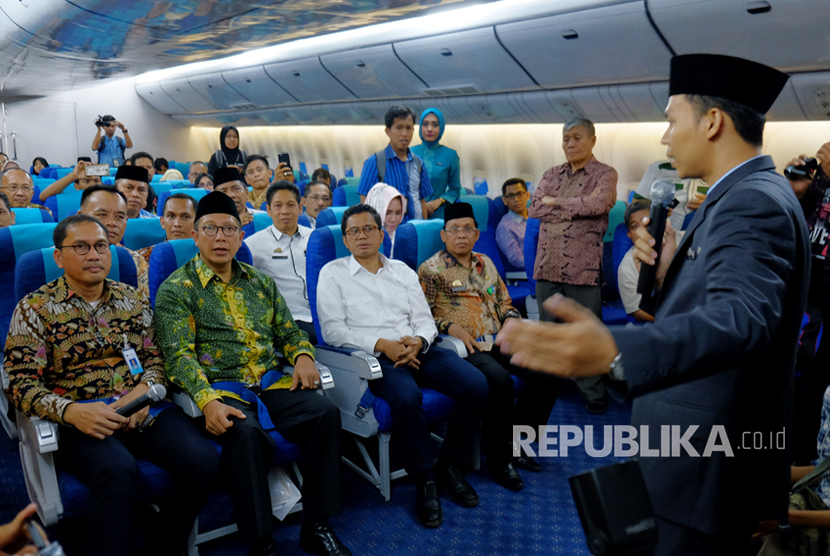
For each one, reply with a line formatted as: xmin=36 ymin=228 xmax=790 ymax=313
xmin=95 ymin=116 xmax=105 ymax=128
xmin=784 ymin=157 xmax=819 ymax=181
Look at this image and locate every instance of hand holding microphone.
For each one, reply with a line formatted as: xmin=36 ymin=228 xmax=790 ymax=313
xmin=115 ymin=383 xmax=166 ymax=418
xmin=636 ymin=180 xmax=677 ymax=298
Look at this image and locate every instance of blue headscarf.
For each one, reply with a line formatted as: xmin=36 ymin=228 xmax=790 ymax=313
xmin=418 ymin=108 xmax=445 ymax=146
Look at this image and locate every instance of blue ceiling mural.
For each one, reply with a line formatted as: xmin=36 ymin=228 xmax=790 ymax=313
xmin=0 ymin=0 xmax=492 ymax=98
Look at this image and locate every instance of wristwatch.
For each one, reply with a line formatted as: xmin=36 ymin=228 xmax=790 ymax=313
xmin=416 ymin=335 xmax=429 ymax=353
xmin=608 ymin=353 xmax=625 ymax=380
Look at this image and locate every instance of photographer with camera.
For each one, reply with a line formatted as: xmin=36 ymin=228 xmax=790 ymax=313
xmin=786 ymin=142 xmax=830 ymax=466
xmin=91 ymin=115 xmax=132 ymax=167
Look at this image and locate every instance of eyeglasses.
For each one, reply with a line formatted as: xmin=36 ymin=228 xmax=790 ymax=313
xmin=345 ymin=225 xmax=379 ymax=238
xmin=58 ymin=242 xmax=110 ymax=255
xmin=200 ymin=224 xmax=239 ymax=237
xmin=2 ymin=186 xmax=33 ymax=193
xmin=444 ymin=226 xmax=478 ymax=235
xmin=306 ymin=195 xmax=331 ymax=203
xmin=503 ymin=192 xmax=527 ymax=200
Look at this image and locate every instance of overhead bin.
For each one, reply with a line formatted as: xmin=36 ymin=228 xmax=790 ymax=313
xmin=790 ymin=72 xmax=830 ymax=120
xmin=135 ymin=82 xmax=188 ymax=116
xmin=614 ymin=83 xmax=667 ymax=122
xmin=159 ymin=77 xmax=217 ymax=114
xmin=393 ymin=27 xmax=539 ymax=94
xmin=188 ymin=73 xmax=252 ymax=111
xmin=496 ymin=2 xmax=672 ymax=89
xmin=222 ymin=66 xmax=298 ymax=108
xmin=320 ymin=45 xmax=426 ymax=100
xmin=648 ymin=0 xmax=830 ymax=73
xmin=263 ymin=58 xmax=357 ymax=103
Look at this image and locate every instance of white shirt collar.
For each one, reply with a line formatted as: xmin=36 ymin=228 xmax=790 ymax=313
xmin=270 ymin=224 xmax=311 ymax=241
xmin=707 ymin=155 xmax=764 ymax=195
xmin=348 ymin=253 xmax=388 ymax=276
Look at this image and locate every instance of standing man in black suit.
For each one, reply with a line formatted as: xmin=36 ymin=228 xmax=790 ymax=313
xmin=496 ymin=54 xmax=809 ymax=555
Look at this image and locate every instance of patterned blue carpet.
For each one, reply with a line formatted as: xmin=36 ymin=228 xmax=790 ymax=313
xmin=0 ymin=382 xmax=631 ymax=555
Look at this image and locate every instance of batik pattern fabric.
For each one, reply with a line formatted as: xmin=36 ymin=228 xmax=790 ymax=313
xmin=528 ymin=158 xmax=617 ymax=286
xmin=418 ymin=250 xmax=517 ymax=339
xmin=5 ymin=276 xmax=164 ymax=424
xmin=154 ymin=256 xmax=314 ymax=410
xmin=126 ymin=246 xmax=149 ymax=297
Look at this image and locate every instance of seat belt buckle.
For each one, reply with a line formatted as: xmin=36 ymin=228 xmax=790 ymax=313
xmin=355 ymin=404 xmax=369 ymax=419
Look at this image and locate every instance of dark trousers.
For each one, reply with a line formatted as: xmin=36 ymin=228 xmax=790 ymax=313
xmin=296 ymin=319 xmax=318 ymax=346
xmin=465 ymin=349 xmax=561 ymax=465
xmin=368 ymin=346 xmax=488 ymax=475
xmin=536 ymin=279 xmax=606 ymax=402
xmin=58 ymin=407 xmax=220 ymax=556
xmin=213 ymin=390 xmax=341 ymax=542
xmin=655 ymin=516 xmax=755 ymax=556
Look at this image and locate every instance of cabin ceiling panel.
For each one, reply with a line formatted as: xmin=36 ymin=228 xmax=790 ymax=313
xmin=648 ymin=0 xmax=830 ymax=73
xmin=393 ymin=27 xmax=539 ymax=94
xmin=320 ymin=45 xmax=427 ymax=100
xmin=221 ymin=66 xmax=298 ymax=108
xmin=263 ymin=58 xmax=357 ymax=103
xmin=160 ymin=77 xmax=218 ymax=114
xmin=496 ymin=2 xmax=672 ymax=88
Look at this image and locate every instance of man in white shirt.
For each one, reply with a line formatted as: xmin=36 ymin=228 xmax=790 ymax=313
xmin=317 ymin=204 xmax=488 ymax=530
xmin=246 ymin=181 xmax=316 ymax=343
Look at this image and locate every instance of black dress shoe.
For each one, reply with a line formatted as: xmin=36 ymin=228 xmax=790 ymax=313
xmin=299 ymin=521 xmax=353 ymax=556
xmin=435 ymin=464 xmax=479 ymax=507
xmin=415 ymin=480 xmax=443 ymax=528
xmin=586 ymin=398 xmax=608 ymax=415
xmin=490 ymin=461 xmax=524 ymax=491
xmin=249 ymin=536 xmax=279 ymax=556
xmin=514 ymin=455 xmax=543 ymax=472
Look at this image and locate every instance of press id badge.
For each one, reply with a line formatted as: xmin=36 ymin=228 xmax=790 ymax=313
xmin=122 ymin=334 xmax=144 ymax=376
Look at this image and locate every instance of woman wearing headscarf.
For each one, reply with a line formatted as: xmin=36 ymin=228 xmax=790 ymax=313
xmin=207 ymin=125 xmax=247 ymax=176
xmin=411 ymin=108 xmax=461 ymax=219
xmin=365 ymin=182 xmax=407 ymax=258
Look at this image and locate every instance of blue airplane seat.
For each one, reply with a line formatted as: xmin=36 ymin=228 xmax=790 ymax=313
xmin=315 ymin=207 xmax=349 ymax=228
xmin=156 ymin=188 xmax=207 ymax=219
xmin=122 ymin=218 xmax=166 ymax=251
xmin=242 ymin=212 xmax=273 ymax=237
xmin=332 ymin=184 xmax=360 ymax=207
xmin=11 ymin=208 xmax=54 ymax=224
xmin=298 ymin=213 xmax=310 ymax=228
xmin=148 ymin=238 xmax=252 ymax=307
xmin=54 ymin=168 xmax=73 ymax=180
xmin=44 ymin=192 xmax=83 ymax=222
xmin=306 ymin=224 xmax=455 ymax=499
xmin=604 ymin=200 xmax=626 ymax=242
xmin=15 ymin=245 xmax=138 ymax=303
xmin=38 ymin=168 xmax=58 ymax=180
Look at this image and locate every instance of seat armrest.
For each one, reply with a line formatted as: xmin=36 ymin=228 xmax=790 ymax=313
xmin=283 ymin=362 xmax=336 ymax=390
xmin=171 ymin=389 xmax=203 ymax=418
xmin=436 ymin=334 xmax=468 ymax=358
xmin=506 ymin=271 xmax=527 ymax=281
xmin=315 ymin=348 xmax=383 ymax=380
xmin=18 ymin=413 xmax=59 ymax=454
xmin=16 ymin=410 xmax=62 ymax=525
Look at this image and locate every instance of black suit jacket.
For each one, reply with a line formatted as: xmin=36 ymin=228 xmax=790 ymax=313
xmin=610 ymin=155 xmax=810 ymax=535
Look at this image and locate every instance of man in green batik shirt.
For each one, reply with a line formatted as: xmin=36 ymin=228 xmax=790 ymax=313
xmin=154 ymin=192 xmax=351 ymax=556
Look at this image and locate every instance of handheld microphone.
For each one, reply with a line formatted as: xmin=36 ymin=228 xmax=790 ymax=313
xmin=115 ymin=383 xmax=166 ymax=417
xmin=636 ymin=179 xmax=676 ymax=297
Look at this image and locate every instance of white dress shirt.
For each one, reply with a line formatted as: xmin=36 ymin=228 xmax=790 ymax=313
xmin=245 ymin=224 xmax=312 ymax=323
xmin=317 ymin=254 xmax=438 ymax=355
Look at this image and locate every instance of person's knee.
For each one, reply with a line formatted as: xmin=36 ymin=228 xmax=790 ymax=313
xmin=385 ymin=385 xmax=423 ymax=412
xmin=93 ymin=451 xmax=140 ymax=491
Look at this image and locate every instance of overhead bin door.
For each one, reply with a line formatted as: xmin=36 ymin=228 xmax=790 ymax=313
xmin=648 ymin=0 xmax=830 ymax=72
xmin=188 ymin=74 xmax=252 ymax=111
xmin=496 ymin=2 xmax=671 ymax=88
xmin=159 ymin=77 xmax=218 ymax=114
xmin=320 ymin=45 xmax=426 ymax=100
xmin=393 ymin=27 xmax=539 ymax=94
xmin=223 ymin=66 xmax=298 ymax=108
xmin=135 ymin=82 xmax=188 ymax=116
xmin=263 ymin=58 xmax=357 ymax=103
